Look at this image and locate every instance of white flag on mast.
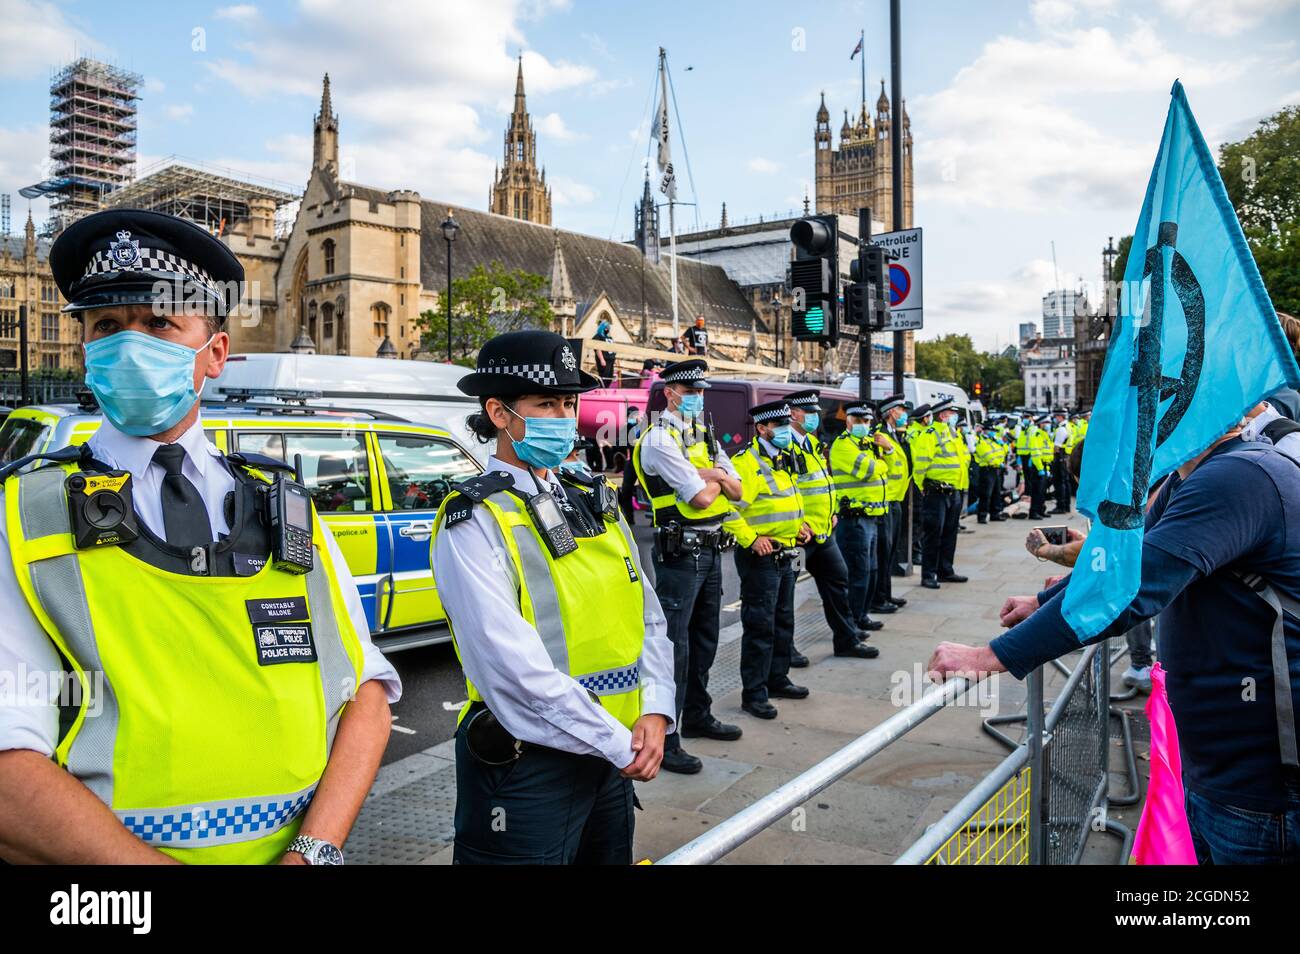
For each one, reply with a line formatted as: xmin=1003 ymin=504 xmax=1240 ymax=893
xmin=656 ymin=61 xmax=677 ymax=201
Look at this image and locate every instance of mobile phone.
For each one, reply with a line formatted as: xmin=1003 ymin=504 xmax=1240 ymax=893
xmin=1040 ymin=525 xmax=1069 ymax=546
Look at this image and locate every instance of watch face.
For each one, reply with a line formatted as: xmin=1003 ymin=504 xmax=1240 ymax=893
xmin=314 ymin=843 xmax=344 ymax=866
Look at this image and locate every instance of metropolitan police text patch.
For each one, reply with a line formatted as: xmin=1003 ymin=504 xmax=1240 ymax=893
xmin=246 ymin=596 xmax=309 ymax=624
xmin=254 ymin=623 xmax=318 ymax=665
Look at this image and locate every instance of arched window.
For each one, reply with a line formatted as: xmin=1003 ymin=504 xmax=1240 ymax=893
xmin=322 ymin=238 xmax=335 ymax=275
xmin=515 ymin=138 xmax=524 ymax=162
xmin=336 ymin=296 xmax=347 ymax=354
xmin=372 ymin=302 xmax=390 ymax=340
xmin=321 ymin=301 xmax=335 ymax=347
xmin=308 ymin=300 xmax=318 ymax=342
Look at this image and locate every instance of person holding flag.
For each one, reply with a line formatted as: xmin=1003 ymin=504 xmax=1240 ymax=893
xmin=927 ymin=82 xmax=1300 ymax=864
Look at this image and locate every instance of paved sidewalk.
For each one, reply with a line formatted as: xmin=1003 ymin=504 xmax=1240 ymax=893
xmin=345 ymin=506 xmax=1149 ymax=864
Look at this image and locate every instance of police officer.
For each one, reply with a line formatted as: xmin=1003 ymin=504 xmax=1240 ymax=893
xmin=973 ymin=422 xmax=1002 ymax=524
xmin=873 ymin=394 xmax=912 ymax=604
xmin=0 ymin=209 xmax=400 ymax=864
xmin=433 ymin=330 xmax=677 ymax=864
xmin=787 ymin=390 xmax=878 ymax=660
xmin=912 ymin=398 xmax=968 ymax=589
xmin=731 ymin=401 xmax=809 ymax=720
xmin=1026 ymin=413 xmax=1054 ymax=519
xmin=830 ymin=402 xmax=890 ymax=632
xmin=1051 ymin=408 xmax=1073 ymax=513
xmin=907 ymin=403 xmax=932 ymax=568
xmin=631 ymin=358 xmax=743 ymax=775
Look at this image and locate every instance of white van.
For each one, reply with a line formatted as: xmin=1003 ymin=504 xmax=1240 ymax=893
xmin=839 ymin=373 xmax=979 ymax=422
xmin=211 ymin=353 xmax=484 ymax=459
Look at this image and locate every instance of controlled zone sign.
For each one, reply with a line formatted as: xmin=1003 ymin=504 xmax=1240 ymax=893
xmin=869 ymin=227 xmax=923 ymax=331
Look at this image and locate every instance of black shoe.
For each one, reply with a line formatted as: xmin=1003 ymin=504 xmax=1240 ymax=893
xmin=939 ymin=573 xmax=969 ymax=583
xmin=977 ymin=516 xmax=988 ymax=524
xmin=891 ymin=567 xmax=907 ymax=577
xmin=921 ymin=578 xmax=940 ymax=589
xmin=835 ymin=642 xmax=880 ymax=659
xmin=742 ymin=700 xmax=779 ymax=720
xmin=858 ymin=618 xmax=884 ymax=631
xmin=993 ymin=513 xmax=1009 ymax=521
xmin=1011 ymin=512 xmax=1028 ymax=520
xmin=768 ymin=681 xmax=810 ymax=699
xmin=1029 ymin=514 xmax=1046 ymax=520
xmin=681 ymin=717 xmax=743 ymax=741
xmin=661 ymin=747 xmax=703 ymax=774
xmin=889 ymin=596 xmax=908 ymax=607
xmin=1052 ymin=508 xmax=1070 ymax=514
xmin=789 ymin=651 xmax=810 ymax=669
xmin=870 ymin=602 xmax=898 ymax=614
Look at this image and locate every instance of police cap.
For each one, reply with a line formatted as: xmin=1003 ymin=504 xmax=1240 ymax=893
xmin=457 ymin=330 xmax=601 ymax=396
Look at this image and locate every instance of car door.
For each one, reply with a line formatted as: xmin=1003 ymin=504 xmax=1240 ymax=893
xmin=373 ymin=430 xmax=480 ymax=632
xmin=232 ymin=427 xmax=390 ymax=634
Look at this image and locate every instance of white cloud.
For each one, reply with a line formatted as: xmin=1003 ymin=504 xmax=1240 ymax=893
xmin=0 ymin=0 xmax=99 ymax=78
xmin=747 ymin=157 xmax=780 ymax=174
xmin=549 ymin=175 xmax=596 ymax=206
xmin=536 ymin=112 xmax=579 ymax=141
xmin=201 ymin=0 xmax=597 ymax=209
xmin=1156 ymin=0 xmax=1300 ymax=37
xmin=215 ymin=4 xmax=259 ymax=21
xmin=165 ymin=104 xmax=194 ymax=121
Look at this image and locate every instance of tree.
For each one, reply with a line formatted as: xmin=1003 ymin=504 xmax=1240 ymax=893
xmin=1111 ymin=234 xmax=1133 ymax=282
xmin=1218 ymin=106 xmax=1300 ymax=315
xmin=914 ymin=334 xmax=1023 ymax=409
xmin=415 ymin=261 xmax=554 ymax=366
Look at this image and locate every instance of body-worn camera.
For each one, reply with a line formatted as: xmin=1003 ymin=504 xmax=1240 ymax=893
xmin=267 ymin=478 xmax=314 ymax=574
xmin=66 ymin=470 xmax=140 ymax=549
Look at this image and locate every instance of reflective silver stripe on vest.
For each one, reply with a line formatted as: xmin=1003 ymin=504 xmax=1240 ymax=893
xmin=115 ymin=782 xmax=316 ymax=848
xmin=492 ymin=494 xmax=570 ymax=674
xmin=746 ymin=511 xmax=800 ymax=526
xmin=796 ymin=484 xmax=832 ymax=496
xmin=751 ymin=455 xmax=798 ymax=498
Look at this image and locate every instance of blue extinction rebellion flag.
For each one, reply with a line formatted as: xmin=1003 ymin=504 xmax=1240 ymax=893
xmin=1062 ymin=81 xmax=1300 ymax=640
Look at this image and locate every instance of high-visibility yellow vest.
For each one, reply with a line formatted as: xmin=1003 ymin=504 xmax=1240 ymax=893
xmin=906 ymin=421 xmax=926 ymax=443
xmin=729 ymin=440 xmax=805 ymax=547
xmin=1029 ymin=428 xmax=1054 ymax=470
xmin=5 ymin=462 xmax=365 ymax=864
xmin=880 ymin=428 xmax=910 ymax=502
xmin=435 ymin=481 xmax=647 ymax=731
xmin=792 ymin=432 xmax=835 ymax=541
xmin=632 ymin=419 xmax=734 ymax=527
xmin=1015 ymin=427 xmax=1029 ymax=456
xmin=1079 ymin=419 xmax=1089 ymax=442
xmin=829 ymin=433 xmax=887 ymax=516
xmin=911 ymin=424 xmax=965 ymax=489
xmin=954 ymin=430 xmax=972 ymax=491
xmin=974 ymin=435 xmax=1002 ymax=467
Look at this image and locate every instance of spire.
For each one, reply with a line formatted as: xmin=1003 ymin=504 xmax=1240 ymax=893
xmin=549 ymin=230 xmax=573 ymax=304
xmin=816 ymin=90 xmax=829 ymax=123
xmin=841 ymin=109 xmax=851 ymax=138
xmin=514 ymin=54 xmax=527 ymax=115
xmin=24 ymin=210 xmax=35 ymax=258
xmin=320 ymin=74 xmax=335 ymax=124
xmin=720 ymin=202 xmax=728 ymax=229
xmin=803 ymin=191 xmax=810 ymax=215
xmin=313 ymin=73 xmax=339 ymax=174
xmin=876 ymin=78 xmax=890 ymax=114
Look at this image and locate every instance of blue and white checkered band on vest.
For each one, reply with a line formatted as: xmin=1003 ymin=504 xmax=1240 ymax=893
xmin=479 ymin=362 xmax=559 ymax=386
xmin=82 ymin=230 xmax=222 ymax=298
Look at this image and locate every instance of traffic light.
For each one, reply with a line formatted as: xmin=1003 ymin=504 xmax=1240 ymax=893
xmin=788 ymin=214 xmax=838 ymax=345
xmin=973 ymin=381 xmax=983 ymax=399
xmin=844 ymin=245 xmax=890 ymax=330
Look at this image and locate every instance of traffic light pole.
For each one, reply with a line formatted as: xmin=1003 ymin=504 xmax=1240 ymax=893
xmin=890 ymin=0 xmax=913 ymax=578
xmin=858 ymin=208 xmax=871 ymax=406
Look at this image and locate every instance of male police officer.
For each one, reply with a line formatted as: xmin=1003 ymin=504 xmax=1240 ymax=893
xmin=830 ymin=403 xmax=890 ymax=631
xmin=1051 ymin=408 xmax=1073 ymax=514
xmin=907 ymin=404 xmax=932 ymax=568
xmin=632 ymin=358 xmax=743 ymax=775
xmin=787 ymin=390 xmax=878 ymax=660
xmin=0 ymin=209 xmax=400 ymax=864
xmin=872 ymin=394 xmax=912 ymax=608
xmin=1027 ymin=414 xmax=1054 ymax=519
xmin=912 ymin=398 xmax=968 ymax=589
xmin=730 ymin=401 xmax=808 ymax=719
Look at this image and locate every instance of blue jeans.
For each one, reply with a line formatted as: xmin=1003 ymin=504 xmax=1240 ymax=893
xmin=834 ymin=514 xmax=878 ymax=627
xmin=1185 ymin=782 xmax=1300 ymax=864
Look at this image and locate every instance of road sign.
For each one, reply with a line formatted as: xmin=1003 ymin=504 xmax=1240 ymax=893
xmin=869 ymin=227 xmax=922 ymax=331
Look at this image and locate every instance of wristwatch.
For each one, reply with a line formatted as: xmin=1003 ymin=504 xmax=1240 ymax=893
xmin=287 ymin=834 xmax=344 ymax=865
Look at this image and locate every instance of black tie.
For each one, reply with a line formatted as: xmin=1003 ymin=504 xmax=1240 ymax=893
xmin=152 ymin=443 xmax=213 ymax=548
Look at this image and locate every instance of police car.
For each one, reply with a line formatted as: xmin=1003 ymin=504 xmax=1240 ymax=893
xmin=0 ymin=390 xmax=483 ymax=652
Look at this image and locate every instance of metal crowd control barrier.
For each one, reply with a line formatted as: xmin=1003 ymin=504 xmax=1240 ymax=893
xmin=657 ymin=639 xmax=1140 ymax=866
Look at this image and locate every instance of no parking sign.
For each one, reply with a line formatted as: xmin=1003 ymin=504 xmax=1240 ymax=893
xmin=869 ymin=228 xmax=923 ymax=331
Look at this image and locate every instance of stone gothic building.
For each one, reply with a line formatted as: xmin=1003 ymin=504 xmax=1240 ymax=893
xmin=488 ymin=58 xmax=552 ymax=225
xmin=814 ymin=81 xmax=913 ymax=231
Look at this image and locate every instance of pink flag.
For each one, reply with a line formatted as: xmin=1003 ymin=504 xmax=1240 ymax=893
xmin=1131 ymin=662 xmax=1198 ymax=864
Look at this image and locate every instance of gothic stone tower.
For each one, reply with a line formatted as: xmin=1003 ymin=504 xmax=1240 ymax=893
xmin=813 ymin=81 xmax=912 ymax=230
xmin=490 ymin=57 xmax=553 ymax=225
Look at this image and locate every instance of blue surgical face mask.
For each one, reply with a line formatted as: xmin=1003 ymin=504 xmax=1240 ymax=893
xmin=83 ymin=330 xmax=214 ymax=437
xmin=505 ymin=405 xmax=578 ymax=472
xmin=802 ymin=412 xmax=820 ymax=432
xmin=895 ymin=413 xmax=908 ymax=428
xmin=677 ymin=393 xmax=704 ymax=418
xmin=558 ymin=459 xmax=591 ymax=479
xmin=769 ymin=424 xmax=793 ymax=449
xmin=850 ymin=422 xmax=869 ymax=439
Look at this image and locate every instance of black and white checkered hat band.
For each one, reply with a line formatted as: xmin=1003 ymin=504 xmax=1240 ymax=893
xmin=663 ymin=369 xmax=705 ymax=383
xmin=753 ymin=405 xmax=791 ymax=423
xmin=479 ymin=363 xmax=559 ymax=386
xmin=788 ymin=396 xmax=819 ymax=407
xmin=81 ymin=247 xmax=220 ymax=297
xmin=879 ymin=398 xmax=904 ymax=412
xmin=847 ymin=405 xmax=873 ymax=417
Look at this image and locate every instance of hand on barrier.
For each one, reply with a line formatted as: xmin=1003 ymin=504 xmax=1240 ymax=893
xmin=925 ymin=642 xmax=1006 ymax=683
xmin=620 ymin=713 xmax=670 ymax=781
xmin=999 ymin=594 xmax=1039 ymax=628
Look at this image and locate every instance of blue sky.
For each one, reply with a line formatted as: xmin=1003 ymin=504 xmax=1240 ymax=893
xmin=2 ymin=0 xmax=1298 ymax=349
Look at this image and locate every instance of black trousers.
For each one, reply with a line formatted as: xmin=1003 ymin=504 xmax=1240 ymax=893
xmin=989 ymin=467 xmax=1006 ymax=517
xmin=872 ymin=503 xmax=896 ymax=605
xmin=920 ymin=488 xmax=961 ymax=581
xmin=887 ymin=498 xmax=907 ymax=575
xmin=652 ymin=543 xmax=723 ymax=748
xmin=735 ymin=547 xmax=797 ymax=704
xmin=1027 ymin=465 xmax=1048 ymax=517
xmin=453 ymin=721 xmax=633 ymax=865
xmin=1052 ymin=456 xmax=1073 ymax=512
xmin=803 ymin=535 xmax=862 ymax=652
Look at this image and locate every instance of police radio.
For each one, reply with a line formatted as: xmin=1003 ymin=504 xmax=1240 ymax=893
xmin=66 ymin=471 xmax=139 ymax=549
xmin=526 ymin=490 xmax=578 ymax=559
xmin=267 ymin=475 xmax=314 ymax=574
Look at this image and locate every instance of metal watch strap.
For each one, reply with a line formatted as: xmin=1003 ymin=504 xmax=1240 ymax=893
xmin=287 ymin=834 xmax=343 ymax=865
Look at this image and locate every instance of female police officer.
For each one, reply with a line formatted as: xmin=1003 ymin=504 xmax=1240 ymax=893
xmin=432 ymin=330 xmax=676 ymax=865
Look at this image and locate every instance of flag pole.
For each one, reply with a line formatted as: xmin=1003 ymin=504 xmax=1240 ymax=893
xmin=659 ymin=47 xmax=679 ymax=339
xmin=860 ymin=29 xmax=866 ymax=119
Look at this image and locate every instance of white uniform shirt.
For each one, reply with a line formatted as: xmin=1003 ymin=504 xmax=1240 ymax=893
xmin=431 ymin=456 xmax=675 ymax=768
xmin=0 ymin=418 xmax=402 ymax=758
xmin=1053 ymin=422 xmax=1071 ymax=448
xmin=635 ymin=409 xmax=738 ymax=526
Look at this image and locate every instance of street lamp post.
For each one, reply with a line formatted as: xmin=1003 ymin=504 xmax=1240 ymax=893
xmin=441 ymin=211 xmax=459 ymax=362
xmin=770 ymin=292 xmax=783 ymax=367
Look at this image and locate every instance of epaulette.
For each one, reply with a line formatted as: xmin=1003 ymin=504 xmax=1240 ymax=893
xmin=442 ymin=470 xmax=516 ymax=529
xmin=0 ymin=443 xmax=92 ymax=482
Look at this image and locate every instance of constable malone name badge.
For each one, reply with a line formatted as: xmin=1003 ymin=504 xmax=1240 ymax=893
xmin=253 ymin=624 xmax=317 ymax=665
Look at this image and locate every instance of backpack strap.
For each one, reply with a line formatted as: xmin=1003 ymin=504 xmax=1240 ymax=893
xmin=1234 ymin=569 xmax=1300 ymax=768
xmin=1263 ymin=417 xmax=1300 ymax=447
